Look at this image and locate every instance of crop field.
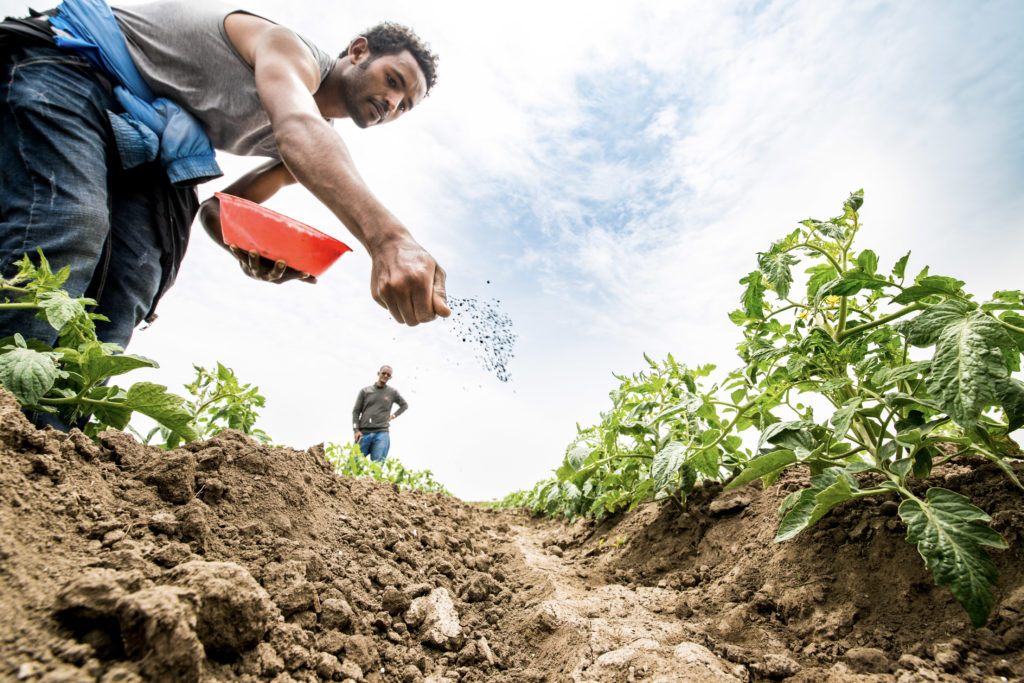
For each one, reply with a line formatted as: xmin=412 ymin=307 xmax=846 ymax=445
xmin=0 ymin=193 xmax=1022 ymax=682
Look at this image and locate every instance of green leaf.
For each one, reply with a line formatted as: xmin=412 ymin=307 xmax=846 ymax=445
xmin=899 ymin=488 xmax=1007 ymax=627
xmin=996 ymin=377 xmax=1024 ymax=431
xmin=758 ymin=251 xmax=798 ymax=300
xmin=819 ymin=377 xmax=853 ymax=392
xmin=740 ymin=271 xmax=766 ymax=320
xmin=893 ymin=276 xmax=967 ymax=305
xmin=806 ymin=264 xmax=839 ymax=298
xmin=856 ymin=249 xmax=878 ymax=275
xmin=829 ymin=397 xmax=862 ymax=440
xmin=91 ymin=400 xmax=133 ymax=431
xmin=803 ymin=220 xmax=845 ymax=241
xmin=844 ymin=190 xmax=864 ymax=213
xmin=824 ymin=270 xmax=891 ymax=297
xmin=890 ymin=457 xmax=914 ymax=479
xmin=999 ymin=311 xmax=1024 ymax=352
xmin=725 ymin=449 xmax=797 ymax=490
xmin=893 ymin=251 xmax=911 ymax=280
xmin=34 ymin=290 xmax=89 ymax=332
xmin=806 ymin=475 xmax=856 ymax=528
xmin=566 ymin=442 xmax=590 ymax=471
xmin=928 ymin=311 xmax=1014 ymax=428
xmin=873 ymin=360 xmax=932 ymax=388
xmin=652 ymin=441 xmax=687 ymax=492
xmin=758 ymin=420 xmax=817 ymax=453
xmin=905 ymin=301 xmax=974 ymax=347
xmin=0 ymin=341 xmax=60 ymax=406
xmin=76 ymin=344 xmax=158 ymax=386
xmin=125 ymin=382 xmax=198 ymax=443
xmin=776 ymin=492 xmax=816 ymax=541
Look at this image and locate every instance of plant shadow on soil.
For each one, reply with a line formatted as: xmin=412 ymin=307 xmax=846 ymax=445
xmin=0 ymin=387 xmax=1022 ymax=683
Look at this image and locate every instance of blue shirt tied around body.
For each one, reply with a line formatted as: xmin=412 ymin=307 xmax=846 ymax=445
xmin=49 ymin=0 xmax=222 ymax=186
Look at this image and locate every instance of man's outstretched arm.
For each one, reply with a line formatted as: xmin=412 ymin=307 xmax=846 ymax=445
xmin=241 ymin=24 xmax=449 ymax=326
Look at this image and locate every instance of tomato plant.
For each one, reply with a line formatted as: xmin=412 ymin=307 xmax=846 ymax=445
xmin=0 ymin=251 xmax=196 ymax=442
xmin=325 ymin=441 xmax=449 ymax=494
xmin=503 ymin=191 xmax=1022 ymax=627
xmin=135 ymin=362 xmax=271 ymax=449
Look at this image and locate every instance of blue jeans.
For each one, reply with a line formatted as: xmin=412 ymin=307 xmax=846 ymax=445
xmin=0 ymin=47 xmax=164 ymax=350
xmin=359 ymin=431 xmax=391 ymax=463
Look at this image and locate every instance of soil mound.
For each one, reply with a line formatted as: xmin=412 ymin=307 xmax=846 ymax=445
xmin=0 ymin=387 xmax=1021 ymax=682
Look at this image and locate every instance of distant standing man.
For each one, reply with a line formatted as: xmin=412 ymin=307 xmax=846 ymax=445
xmin=352 ymin=365 xmax=407 ymax=462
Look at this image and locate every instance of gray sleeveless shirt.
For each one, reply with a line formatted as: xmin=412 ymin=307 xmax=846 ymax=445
xmin=113 ymin=1 xmax=335 ymax=159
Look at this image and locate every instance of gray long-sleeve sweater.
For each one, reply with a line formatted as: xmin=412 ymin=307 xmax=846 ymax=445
xmin=352 ymin=384 xmax=407 ymax=433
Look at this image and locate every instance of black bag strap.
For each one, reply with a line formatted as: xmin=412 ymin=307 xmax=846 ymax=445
xmin=0 ymin=9 xmax=59 ymax=56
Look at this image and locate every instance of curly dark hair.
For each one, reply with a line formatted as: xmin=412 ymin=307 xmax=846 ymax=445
xmin=341 ymin=22 xmax=439 ymax=94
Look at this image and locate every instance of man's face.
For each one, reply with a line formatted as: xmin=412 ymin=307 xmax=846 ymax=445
xmin=377 ymin=367 xmax=392 ymax=385
xmin=343 ymin=49 xmax=427 ymax=129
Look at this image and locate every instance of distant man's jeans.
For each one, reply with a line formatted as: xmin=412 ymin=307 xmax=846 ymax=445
xmin=0 ymin=46 xmax=164 ymax=351
xmin=359 ymin=431 xmax=391 ymax=463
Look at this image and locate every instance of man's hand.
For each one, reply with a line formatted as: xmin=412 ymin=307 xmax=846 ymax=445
xmin=370 ymin=234 xmax=450 ymax=326
xmin=228 ymin=245 xmax=317 ymax=284
xmin=199 ymin=188 xmax=316 ymax=285
xmin=354 ymin=430 xmax=363 ymax=442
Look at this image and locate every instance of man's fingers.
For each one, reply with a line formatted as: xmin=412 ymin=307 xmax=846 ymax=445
xmin=247 ymin=249 xmax=262 ymax=274
xmin=432 ymin=266 xmax=450 ymax=318
xmin=301 ymin=273 xmax=317 ymax=284
xmin=270 ymin=259 xmax=288 ymax=280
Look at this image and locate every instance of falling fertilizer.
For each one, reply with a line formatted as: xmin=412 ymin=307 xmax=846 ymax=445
xmin=445 ymin=295 xmax=517 ymax=382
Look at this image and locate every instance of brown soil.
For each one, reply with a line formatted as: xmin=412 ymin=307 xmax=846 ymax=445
xmin=1 ymin=387 xmax=1022 ymax=683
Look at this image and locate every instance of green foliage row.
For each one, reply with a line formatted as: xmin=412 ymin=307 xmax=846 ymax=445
xmin=325 ymin=441 xmax=449 ymax=495
xmin=501 ymin=191 xmax=1023 ymax=627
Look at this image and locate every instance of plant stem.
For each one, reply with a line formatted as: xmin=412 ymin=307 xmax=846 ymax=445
xmin=837 ymin=302 xmax=926 ymax=342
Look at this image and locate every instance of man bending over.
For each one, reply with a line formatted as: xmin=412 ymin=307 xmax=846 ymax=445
xmin=0 ymin=0 xmax=448 ymax=353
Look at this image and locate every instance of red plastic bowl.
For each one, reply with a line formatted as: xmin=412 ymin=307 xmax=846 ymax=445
xmin=215 ymin=192 xmax=352 ymax=277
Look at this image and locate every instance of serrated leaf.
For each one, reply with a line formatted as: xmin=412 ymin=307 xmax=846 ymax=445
xmin=893 ymin=276 xmax=967 ymax=305
xmin=996 ymin=377 xmax=1024 ymax=431
xmin=740 ymin=271 xmax=766 ymax=320
xmin=844 ymin=190 xmax=864 ymax=213
xmin=819 ymin=377 xmax=853 ymax=392
xmin=874 ymin=360 xmax=932 ymax=388
xmin=906 ymin=301 xmax=974 ymax=347
xmin=815 ymin=221 xmax=846 ymax=241
xmin=725 ymin=449 xmax=798 ymax=490
xmin=75 ymin=343 xmax=159 ymax=386
xmin=806 ymin=264 xmax=839 ymax=299
xmin=805 ymin=475 xmax=856 ymax=528
xmin=0 ymin=345 xmax=60 ymax=406
xmin=893 ymin=251 xmax=911 ymax=280
xmin=928 ymin=311 xmax=1014 ymax=428
xmin=829 ymin=397 xmax=862 ymax=440
xmin=824 ymin=270 xmax=891 ymax=297
xmin=35 ymin=290 xmax=89 ymax=332
xmin=758 ymin=251 xmax=798 ymax=300
xmin=652 ymin=441 xmax=687 ymax=492
xmin=125 ymin=382 xmax=197 ymax=443
xmin=899 ymin=488 xmax=1007 ymax=627
xmin=92 ymin=401 xmax=133 ymax=430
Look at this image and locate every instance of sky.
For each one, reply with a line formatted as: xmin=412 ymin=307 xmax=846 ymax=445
xmin=5 ymin=0 xmax=1022 ymax=500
